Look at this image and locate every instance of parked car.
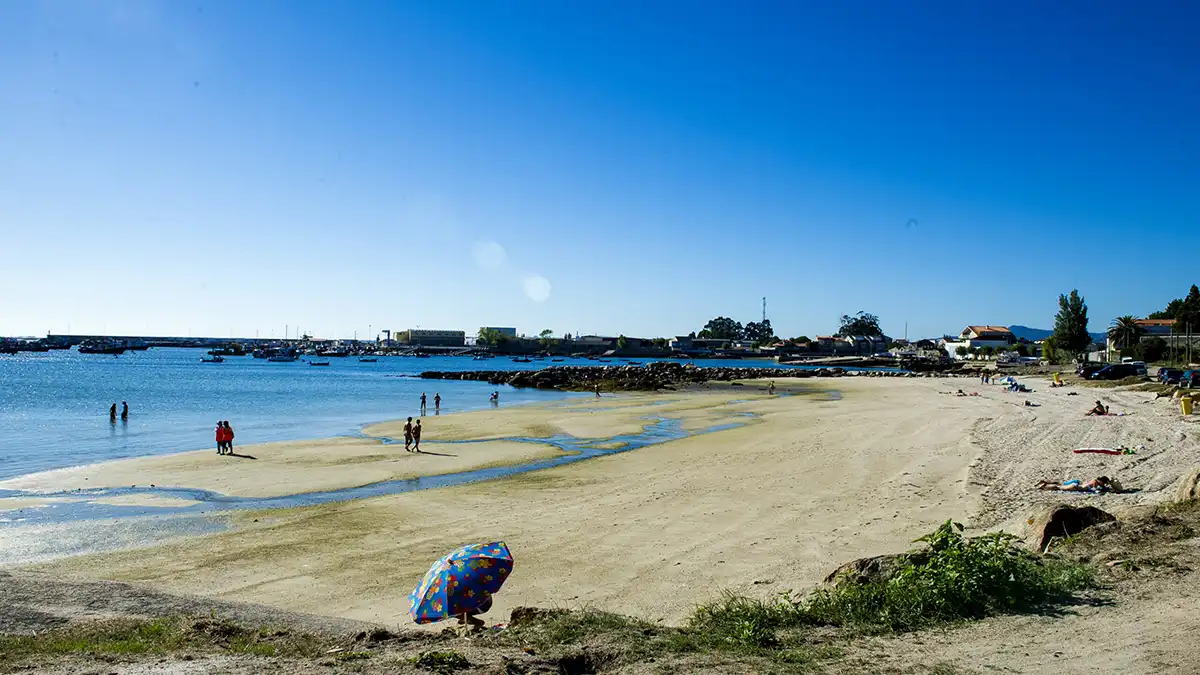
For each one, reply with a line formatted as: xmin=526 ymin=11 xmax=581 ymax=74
xmin=1077 ymin=364 xmax=1109 ymax=379
xmin=1181 ymin=370 xmax=1200 ymax=388
xmin=1088 ymin=363 xmax=1149 ymax=380
xmin=1159 ymin=368 xmax=1184 ymax=385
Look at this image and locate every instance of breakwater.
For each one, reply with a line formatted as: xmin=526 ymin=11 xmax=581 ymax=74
xmin=419 ymin=361 xmax=923 ymax=391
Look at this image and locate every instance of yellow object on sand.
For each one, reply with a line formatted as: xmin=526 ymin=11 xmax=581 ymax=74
xmin=1053 ymin=373 xmax=1063 ymax=385
xmin=1182 ymin=396 xmax=1194 ymax=416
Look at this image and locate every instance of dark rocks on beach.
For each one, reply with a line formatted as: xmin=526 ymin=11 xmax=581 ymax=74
xmin=821 ymin=551 xmax=931 ymax=586
xmin=1023 ymin=504 xmax=1117 ymax=553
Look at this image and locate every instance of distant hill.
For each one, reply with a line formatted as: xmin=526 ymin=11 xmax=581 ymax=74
xmin=1008 ymin=325 xmax=1107 ymax=343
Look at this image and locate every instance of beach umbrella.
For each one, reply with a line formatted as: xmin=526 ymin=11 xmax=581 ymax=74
xmin=409 ymin=541 xmax=513 ymax=624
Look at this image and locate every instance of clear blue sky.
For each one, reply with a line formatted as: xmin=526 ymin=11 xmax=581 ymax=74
xmin=2 ymin=1 xmax=1197 ymax=340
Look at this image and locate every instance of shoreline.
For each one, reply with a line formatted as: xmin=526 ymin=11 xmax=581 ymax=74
xmin=10 ymin=375 xmax=1194 ymax=629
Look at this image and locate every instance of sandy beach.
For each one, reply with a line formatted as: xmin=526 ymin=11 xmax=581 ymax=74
xmin=9 ymin=375 xmax=1198 ymax=631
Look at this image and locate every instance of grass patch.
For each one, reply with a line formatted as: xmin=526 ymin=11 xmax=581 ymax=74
xmin=0 ymin=616 xmax=329 ymax=664
xmin=412 ymin=649 xmax=470 ymax=672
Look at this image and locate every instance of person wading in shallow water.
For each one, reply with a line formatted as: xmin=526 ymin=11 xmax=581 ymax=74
xmin=412 ymin=419 xmax=422 ymax=452
xmin=434 ymin=392 xmax=441 ymax=414
xmin=109 ymin=403 xmax=117 ymax=422
xmin=420 ymin=392 xmax=427 ymax=415
xmin=120 ymin=401 xmax=129 ymax=421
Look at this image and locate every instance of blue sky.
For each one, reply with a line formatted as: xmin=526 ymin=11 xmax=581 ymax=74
xmin=1 ymin=1 xmax=1197 ymax=340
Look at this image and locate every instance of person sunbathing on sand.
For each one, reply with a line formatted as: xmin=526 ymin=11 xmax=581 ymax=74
xmin=1037 ymin=476 xmax=1112 ymax=492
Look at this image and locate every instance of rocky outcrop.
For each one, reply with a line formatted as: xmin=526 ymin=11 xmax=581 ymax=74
xmin=821 ymin=551 xmax=931 ymax=586
xmin=418 ymin=362 xmax=923 ymax=391
xmin=1022 ymin=504 xmax=1116 ymax=553
xmin=1176 ymin=468 xmax=1200 ymax=503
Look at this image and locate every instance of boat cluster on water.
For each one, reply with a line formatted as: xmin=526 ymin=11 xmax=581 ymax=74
xmin=0 ymin=338 xmax=148 ymax=355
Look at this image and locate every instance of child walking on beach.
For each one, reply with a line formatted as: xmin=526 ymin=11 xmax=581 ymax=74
xmin=412 ymin=419 xmax=422 ymax=452
xmin=404 ymin=417 xmax=414 ymax=452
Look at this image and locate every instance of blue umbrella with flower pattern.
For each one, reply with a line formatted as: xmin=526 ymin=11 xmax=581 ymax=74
xmin=409 ymin=541 xmax=513 ymax=624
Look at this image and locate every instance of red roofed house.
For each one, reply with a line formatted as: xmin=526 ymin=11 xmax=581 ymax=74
xmin=943 ymin=325 xmax=1015 ymax=360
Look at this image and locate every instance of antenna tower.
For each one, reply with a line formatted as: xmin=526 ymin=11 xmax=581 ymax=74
xmin=762 ymin=297 xmax=767 ymax=323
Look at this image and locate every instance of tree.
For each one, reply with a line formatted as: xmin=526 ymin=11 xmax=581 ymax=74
xmin=697 ymin=317 xmax=744 ymax=340
xmin=968 ymin=346 xmax=979 ymax=359
xmin=1052 ymin=289 xmax=1090 ymax=360
xmin=1176 ymin=285 xmax=1200 ymax=333
xmin=1107 ymin=316 xmax=1143 ymax=350
xmin=617 ymin=334 xmax=629 ymax=350
xmin=837 ymin=311 xmax=883 ymax=337
xmin=955 ymin=345 xmax=969 ymax=357
xmin=1042 ymin=336 xmax=1058 ymax=364
xmin=538 ymin=329 xmax=555 ymax=349
xmin=792 ymin=336 xmax=811 ymax=344
xmin=476 ymin=327 xmax=502 ymax=347
xmin=744 ymin=319 xmax=775 ymax=346
xmin=1149 ymin=298 xmax=1184 ymax=321
xmin=980 ymin=345 xmax=995 ymax=358
xmin=652 ymin=337 xmax=669 ymax=349
xmin=1014 ymin=343 xmax=1030 ymax=357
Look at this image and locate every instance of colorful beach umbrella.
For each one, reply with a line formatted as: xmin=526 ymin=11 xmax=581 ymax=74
xmin=409 ymin=541 xmax=513 ymax=624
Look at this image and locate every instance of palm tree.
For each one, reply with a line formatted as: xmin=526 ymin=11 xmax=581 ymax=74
xmin=1108 ymin=316 xmax=1143 ymax=350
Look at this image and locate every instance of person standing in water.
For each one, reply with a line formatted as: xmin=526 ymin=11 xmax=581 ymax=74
xmin=434 ymin=393 xmax=441 ymax=414
xmin=412 ymin=419 xmax=422 ymax=452
xmin=120 ymin=401 xmax=129 ymax=421
xmin=420 ymin=392 xmax=427 ymax=415
xmin=109 ymin=403 xmax=117 ymax=422
xmin=403 ymin=417 xmax=414 ymax=451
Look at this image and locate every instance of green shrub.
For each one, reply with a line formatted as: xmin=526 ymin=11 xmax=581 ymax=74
xmin=799 ymin=521 xmax=1092 ymax=631
xmin=686 ymin=521 xmax=1094 ymax=643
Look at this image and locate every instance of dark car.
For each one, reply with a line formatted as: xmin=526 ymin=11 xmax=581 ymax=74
xmin=1159 ymin=368 xmax=1184 ymax=385
xmin=1077 ymin=364 xmax=1109 ymax=379
xmin=1088 ymin=363 xmax=1148 ymax=381
xmin=1182 ymin=370 xmax=1200 ymax=388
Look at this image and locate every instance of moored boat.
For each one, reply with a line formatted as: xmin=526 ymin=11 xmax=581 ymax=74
xmin=79 ymin=340 xmax=127 ymax=355
xmin=201 ymin=355 xmax=225 ymax=363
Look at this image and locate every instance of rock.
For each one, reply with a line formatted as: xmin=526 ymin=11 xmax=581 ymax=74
xmin=1175 ymin=468 xmax=1200 ymax=503
xmin=822 ymin=552 xmax=929 ymax=586
xmin=1022 ymin=504 xmax=1116 ymax=553
xmin=508 ymin=606 xmax=568 ymax=626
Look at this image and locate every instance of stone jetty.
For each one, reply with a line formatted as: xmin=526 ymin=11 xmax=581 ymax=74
xmin=419 ymin=361 xmax=937 ymax=392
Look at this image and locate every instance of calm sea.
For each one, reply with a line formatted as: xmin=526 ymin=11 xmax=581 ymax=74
xmin=0 ymin=348 xmax=847 ymax=480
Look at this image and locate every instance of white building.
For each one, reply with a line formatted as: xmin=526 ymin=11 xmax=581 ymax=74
xmin=943 ymin=325 xmax=1015 ymax=360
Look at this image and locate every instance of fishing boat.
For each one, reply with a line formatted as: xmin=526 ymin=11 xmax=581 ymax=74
xmin=317 ymin=349 xmax=350 ymax=358
xmin=267 ymin=352 xmax=297 ymax=362
xmin=79 ymin=340 xmax=126 ymax=355
xmin=358 ymin=357 xmax=377 ymax=362
xmin=209 ymin=344 xmax=247 ymax=357
xmin=125 ymin=339 xmax=150 ymax=351
xmin=201 ymin=356 xmax=225 ymax=363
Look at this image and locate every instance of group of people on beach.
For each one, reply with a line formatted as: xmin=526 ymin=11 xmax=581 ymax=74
xmin=403 ymin=417 xmax=422 ymax=451
xmin=419 ymin=392 xmax=442 ymax=415
xmin=214 ymin=420 xmax=236 ymax=454
xmin=108 ymin=401 xmax=129 ymax=422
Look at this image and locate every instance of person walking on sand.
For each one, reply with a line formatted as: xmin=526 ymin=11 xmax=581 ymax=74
xmin=434 ymin=393 xmax=441 ymax=413
xmin=420 ymin=392 xmax=427 ymax=415
xmin=412 ymin=419 xmax=422 ymax=452
xmin=120 ymin=401 xmax=129 ymax=421
xmin=223 ymin=421 xmax=235 ymax=454
xmin=215 ymin=421 xmax=226 ymax=454
xmin=109 ymin=403 xmax=117 ymax=422
xmin=404 ymin=417 xmax=414 ymax=451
